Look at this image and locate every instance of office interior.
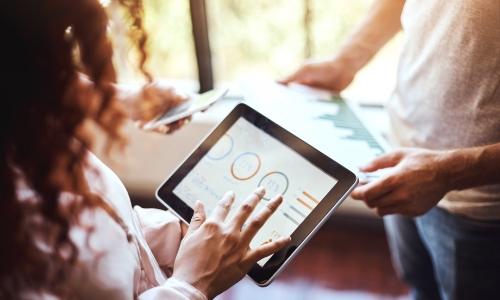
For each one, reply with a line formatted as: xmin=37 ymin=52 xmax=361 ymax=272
xmin=96 ymin=0 xmax=409 ymax=299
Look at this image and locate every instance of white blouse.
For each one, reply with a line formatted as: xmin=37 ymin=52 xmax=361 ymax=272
xmin=64 ymin=152 xmax=207 ymax=300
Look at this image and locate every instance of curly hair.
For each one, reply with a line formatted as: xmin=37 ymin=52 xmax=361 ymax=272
xmin=0 ymin=0 xmax=150 ymax=298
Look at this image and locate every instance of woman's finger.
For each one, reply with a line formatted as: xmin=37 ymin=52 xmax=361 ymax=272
xmin=228 ymin=187 xmax=266 ymax=230
xmin=165 ymin=121 xmax=181 ymax=134
xmin=209 ymin=191 xmax=236 ymax=222
xmin=180 ymin=222 xmax=189 ymax=238
xmin=185 ymin=201 xmax=207 ymax=237
xmin=241 ymin=194 xmax=283 ymax=244
xmin=166 ymin=117 xmax=191 ymax=134
xmin=245 ymin=235 xmax=291 ymax=264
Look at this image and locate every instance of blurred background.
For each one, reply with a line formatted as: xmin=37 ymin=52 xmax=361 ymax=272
xmin=99 ymin=0 xmax=410 ymax=299
xmin=109 ymin=0 xmax=403 ymax=105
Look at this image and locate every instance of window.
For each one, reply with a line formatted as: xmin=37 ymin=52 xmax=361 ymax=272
xmin=110 ymin=0 xmax=403 ymax=105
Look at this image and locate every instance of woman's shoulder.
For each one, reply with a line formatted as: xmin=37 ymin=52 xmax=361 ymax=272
xmin=84 ymin=151 xmax=137 ymax=225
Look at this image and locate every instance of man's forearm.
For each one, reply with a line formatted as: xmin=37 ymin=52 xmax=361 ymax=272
xmin=443 ymin=143 xmax=500 ymax=191
xmin=334 ymin=0 xmax=406 ymax=72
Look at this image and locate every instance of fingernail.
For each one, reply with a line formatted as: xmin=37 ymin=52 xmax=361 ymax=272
xmin=158 ymin=124 xmax=168 ymax=134
xmin=257 ymin=186 xmax=266 ymax=193
xmin=279 ymin=236 xmax=291 ymax=242
xmin=178 ymin=92 xmax=189 ymax=101
xmin=226 ymin=190 xmax=235 ymax=196
xmin=194 ymin=200 xmax=200 ymax=209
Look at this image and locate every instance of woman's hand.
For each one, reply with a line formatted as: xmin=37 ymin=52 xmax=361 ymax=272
xmin=172 ymin=187 xmax=291 ymax=299
xmin=116 ymin=80 xmax=191 ymax=134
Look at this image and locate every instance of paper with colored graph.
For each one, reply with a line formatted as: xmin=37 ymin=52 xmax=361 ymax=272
xmin=239 ymin=79 xmax=391 ymax=178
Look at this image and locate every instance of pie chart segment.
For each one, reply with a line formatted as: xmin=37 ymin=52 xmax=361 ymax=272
xmin=258 ymin=172 xmax=289 ymax=201
xmin=231 ymin=152 xmax=261 ymax=180
xmin=207 ymin=134 xmax=234 ymax=160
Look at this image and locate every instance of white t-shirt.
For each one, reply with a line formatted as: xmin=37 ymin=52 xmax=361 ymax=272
xmin=387 ymin=0 xmax=500 ymax=220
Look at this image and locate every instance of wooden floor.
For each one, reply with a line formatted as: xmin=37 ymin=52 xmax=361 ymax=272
xmin=217 ymin=219 xmax=409 ymax=300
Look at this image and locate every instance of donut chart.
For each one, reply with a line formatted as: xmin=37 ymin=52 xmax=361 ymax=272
xmin=207 ymin=134 xmax=234 ymax=160
xmin=258 ymin=172 xmax=289 ymax=201
xmin=231 ymin=152 xmax=261 ymax=180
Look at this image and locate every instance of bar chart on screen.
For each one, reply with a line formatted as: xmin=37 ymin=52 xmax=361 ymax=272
xmin=280 ymin=190 xmax=322 ymax=226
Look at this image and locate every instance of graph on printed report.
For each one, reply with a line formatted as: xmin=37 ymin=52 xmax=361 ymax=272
xmin=240 ymin=80 xmax=389 ymax=177
xmin=173 ymin=117 xmax=338 ymax=266
xmin=318 ymin=96 xmax=384 ymax=154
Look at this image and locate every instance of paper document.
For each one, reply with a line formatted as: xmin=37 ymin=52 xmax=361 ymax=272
xmin=239 ymin=79 xmax=392 ymax=178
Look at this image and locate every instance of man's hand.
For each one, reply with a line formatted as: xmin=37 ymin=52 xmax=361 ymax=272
xmin=277 ymin=58 xmax=356 ymax=93
xmin=278 ymin=0 xmax=405 ymax=92
xmin=351 ymin=148 xmax=451 ymax=217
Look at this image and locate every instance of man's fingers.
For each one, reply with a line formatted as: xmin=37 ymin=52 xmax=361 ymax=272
xmin=359 ymin=150 xmax=406 ymax=172
xmin=209 ymin=191 xmax=236 ymax=222
xmin=350 ymin=176 xmax=394 ymax=202
xmin=277 ymin=68 xmax=305 ymax=85
xmin=364 ymin=190 xmax=404 ymax=209
xmin=277 ymin=75 xmax=295 ymax=85
xmin=185 ymin=200 xmax=206 ymax=237
xmin=229 ymin=187 xmax=266 ymax=230
xmin=246 ymin=236 xmax=291 ymax=264
xmin=375 ymin=204 xmax=408 ymax=217
xmin=241 ymin=194 xmax=283 ymax=244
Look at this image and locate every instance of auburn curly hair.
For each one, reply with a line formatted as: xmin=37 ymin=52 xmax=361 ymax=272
xmin=0 ymin=0 xmax=150 ymax=298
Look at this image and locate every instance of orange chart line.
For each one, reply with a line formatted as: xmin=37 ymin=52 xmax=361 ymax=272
xmin=297 ymin=198 xmax=313 ymax=210
xmin=230 ymin=153 xmax=261 ymax=181
xmin=302 ymin=191 xmax=319 ymax=204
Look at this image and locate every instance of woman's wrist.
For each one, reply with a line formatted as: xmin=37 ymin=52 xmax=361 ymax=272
xmin=113 ymin=84 xmax=143 ymax=120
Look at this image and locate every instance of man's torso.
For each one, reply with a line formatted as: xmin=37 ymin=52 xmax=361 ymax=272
xmin=387 ymin=0 xmax=500 ymax=220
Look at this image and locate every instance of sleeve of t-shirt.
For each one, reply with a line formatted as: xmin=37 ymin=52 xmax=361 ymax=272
xmin=138 ymin=278 xmax=207 ymax=300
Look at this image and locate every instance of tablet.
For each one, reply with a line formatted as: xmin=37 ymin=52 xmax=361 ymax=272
xmin=156 ymin=103 xmax=358 ymax=286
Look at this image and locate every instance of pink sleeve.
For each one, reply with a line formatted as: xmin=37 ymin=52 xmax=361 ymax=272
xmin=138 ymin=278 xmax=207 ymax=300
xmin=133 ymin=206 xmax=183 ymax=277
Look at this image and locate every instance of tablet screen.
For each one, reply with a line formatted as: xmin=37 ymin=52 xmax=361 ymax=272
xmin=173 ymin=117 xmax=338 ymax=266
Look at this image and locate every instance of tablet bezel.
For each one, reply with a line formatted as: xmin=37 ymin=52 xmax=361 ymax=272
xmin=155 ymin=103 xmax=358 ymax=286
